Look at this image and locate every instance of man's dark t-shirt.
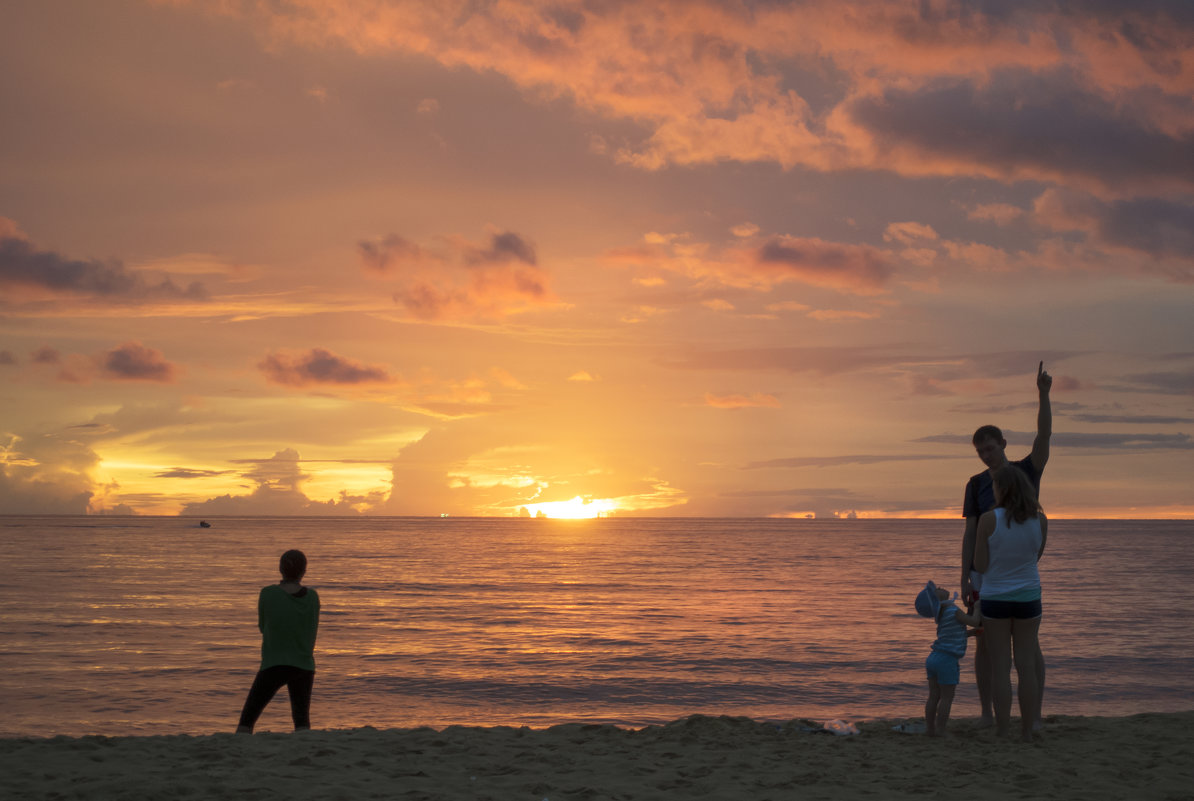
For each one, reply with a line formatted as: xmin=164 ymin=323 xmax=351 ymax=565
xmin=962 ymin=455 xmax=1041 ymax=519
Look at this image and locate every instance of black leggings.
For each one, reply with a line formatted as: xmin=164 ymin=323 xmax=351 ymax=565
xmin=237 ymin=665 xmax=315 ymax=731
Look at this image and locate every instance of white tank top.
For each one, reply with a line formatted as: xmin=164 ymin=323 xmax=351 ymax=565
xmin=980 ymin=508 xmax=1042 ymax=597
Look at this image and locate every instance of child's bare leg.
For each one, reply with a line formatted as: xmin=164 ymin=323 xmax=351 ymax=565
xmin=934 ymin=683 xmax=957 ymax=737
xmin=925 ymin=678 xmax=941 ymax=737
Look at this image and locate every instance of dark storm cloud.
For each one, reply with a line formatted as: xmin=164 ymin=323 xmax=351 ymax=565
xmin=848 ymin=68 xmax=1194 ymax=191
xmin=259 ymin=348 xmax=391 ymax=387
xmin=103 ymin=342 xmax=177 ymax=382
xmin=0 ymin=234 xmax=207 ymax=301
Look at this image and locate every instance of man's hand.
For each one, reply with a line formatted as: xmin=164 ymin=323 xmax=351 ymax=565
xmin=1037 ymin=360 xmax=1052 ymax=393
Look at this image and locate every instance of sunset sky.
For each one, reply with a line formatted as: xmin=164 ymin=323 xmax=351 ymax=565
xmin=2 ymin=0 xmax=1192 ymax=518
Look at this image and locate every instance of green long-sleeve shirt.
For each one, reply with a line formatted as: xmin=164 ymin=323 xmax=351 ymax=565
xmin=257 ymin=584 xmax=320 ymax=671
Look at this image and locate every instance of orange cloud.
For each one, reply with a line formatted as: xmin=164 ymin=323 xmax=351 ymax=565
xmin=753 ymin=236 xmax=893 ymax=294
xmin=0 ymin=430 xmax=98 ymax=514
xmin=704 ymin=392 xmax=781 ymax=409
xmin=169 ymin=2 xmax=1194 ymax=192
xmin=731 ymin=222 xmax=760 ymax=238
xmin=358 ymin=234 xmax=423 ymax=272
xmin=605 ymin=231 xmax=898 ymax=295
xmin=967 ymin=203 xmax=1025 ymax=225
xmin=701 ymin=298 xmax=735 ymax=312
xmin=360 ymin=229 xmax=558 ymax=321
xmin=807 ymin=309 xmax=879 ymax=322
xmin=883 ymin=222 xmax=938 ymax=246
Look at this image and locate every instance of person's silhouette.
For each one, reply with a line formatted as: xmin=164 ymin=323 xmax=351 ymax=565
xmin=236 ymin=549 xmax=320 ymax=733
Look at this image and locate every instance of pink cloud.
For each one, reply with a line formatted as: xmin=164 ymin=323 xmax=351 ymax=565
xmin=605 ymin=232 xmax=897 ymax=296
xmin=883 ymin=222 xmax=938 ymax=246
xmin=967 ymin=203 xmax=1025 ymax=225
xmin=361 ymin=229 xmax=557 ymax=321
xmin=168 ymin=2 xmax=1194 ymax=192
xmin=754 ymin=236 xmax=893 ymax=294
xmin=1052 ymin=375 xmax=1088 ymax=393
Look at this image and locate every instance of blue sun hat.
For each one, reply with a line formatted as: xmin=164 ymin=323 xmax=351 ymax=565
xmin=915 ymin=580 xmax=941 ymax=619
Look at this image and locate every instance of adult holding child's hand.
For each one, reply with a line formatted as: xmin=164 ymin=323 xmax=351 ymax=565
xmin=974 ymin=465 xmax=1048 ymax=742
xmin=960 ymin=362 xmax=1051 ymax=726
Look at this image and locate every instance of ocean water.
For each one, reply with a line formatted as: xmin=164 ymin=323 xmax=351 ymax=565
xmin=0 ymin=516 xmax=1191 ymax=737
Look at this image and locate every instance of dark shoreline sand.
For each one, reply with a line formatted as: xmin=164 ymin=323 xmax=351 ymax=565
xmin=5 ymin=712 xmax=1192 ymax=800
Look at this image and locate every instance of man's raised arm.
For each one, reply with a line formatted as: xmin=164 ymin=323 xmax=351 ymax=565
xmin=1031 ymin=361 xmax=1052 ymax=473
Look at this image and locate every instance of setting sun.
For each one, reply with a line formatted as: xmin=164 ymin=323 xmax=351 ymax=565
xmin=520 ymin=496 xmax=618 ymax=519
xmin=1 ymin=0 xmax=1191 ymax=522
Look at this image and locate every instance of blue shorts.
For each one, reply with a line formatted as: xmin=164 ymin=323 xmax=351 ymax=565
xmin=925 ymin=651 xmax=961 ymax=685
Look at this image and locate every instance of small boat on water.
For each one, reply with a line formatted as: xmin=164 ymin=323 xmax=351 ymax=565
xmin=198 ymin=520 xmax=211 ymax=528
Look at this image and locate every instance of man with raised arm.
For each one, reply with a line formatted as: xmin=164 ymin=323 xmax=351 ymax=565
xmin=961 ymin=361 xmax=1052 ymax=728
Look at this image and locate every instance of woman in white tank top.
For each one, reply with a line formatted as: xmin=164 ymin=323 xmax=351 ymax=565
xmin=974 ymin=464 xmax=1048 ymax=742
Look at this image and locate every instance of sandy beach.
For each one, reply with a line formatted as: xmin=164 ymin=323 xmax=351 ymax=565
xmin=4 ymin=712 xmax=1192 ymax=801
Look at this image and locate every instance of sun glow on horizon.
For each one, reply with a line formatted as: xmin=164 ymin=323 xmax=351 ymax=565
xmin=519 ymin=496 xmax=618 ymax=519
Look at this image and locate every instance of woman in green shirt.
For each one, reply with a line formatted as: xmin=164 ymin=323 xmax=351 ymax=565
xmin=236 ymin=549 xmax=320 ymax=733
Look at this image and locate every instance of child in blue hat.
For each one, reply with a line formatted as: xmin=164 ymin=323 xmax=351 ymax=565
xmin=916 ymin=580 xmax=982 ymax=737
